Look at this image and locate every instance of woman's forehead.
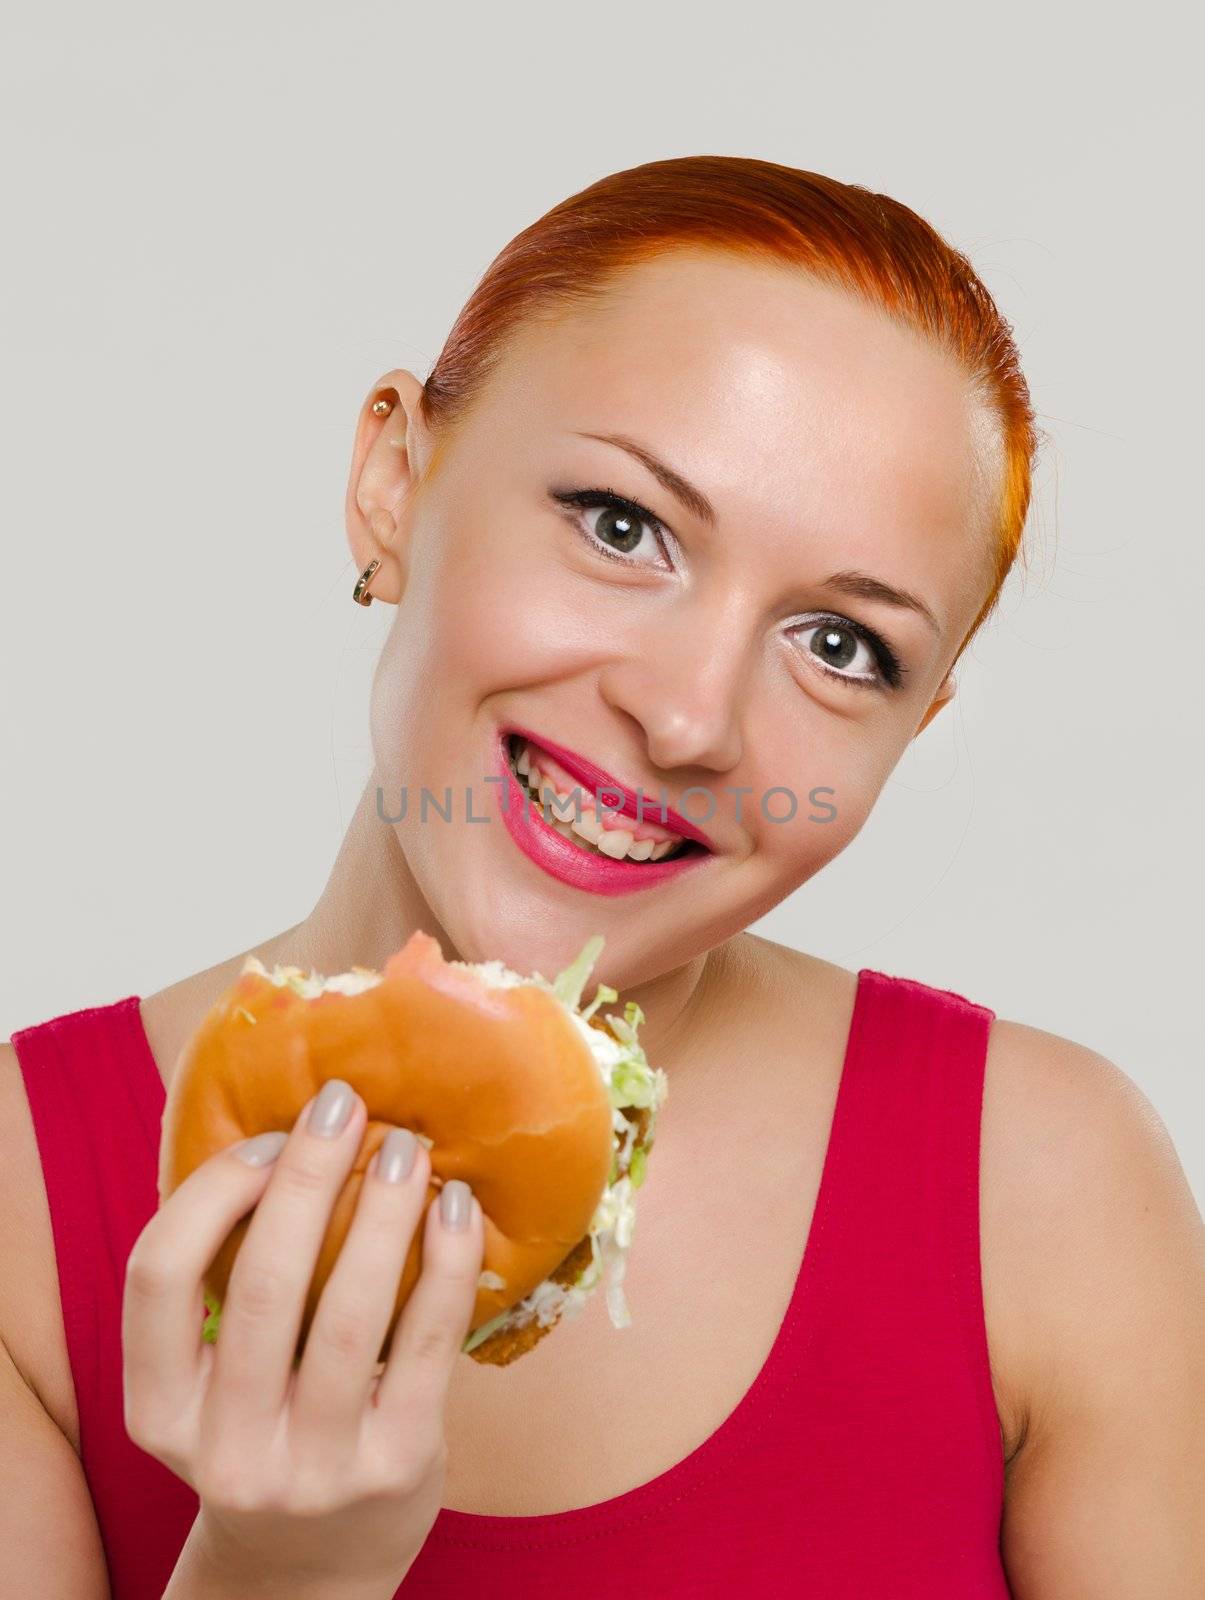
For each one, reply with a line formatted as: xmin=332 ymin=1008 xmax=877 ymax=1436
xmin=465 ymin=258 xmax=997 ymax=624
xmin=488 ymin=253 xmax=988 ymax=497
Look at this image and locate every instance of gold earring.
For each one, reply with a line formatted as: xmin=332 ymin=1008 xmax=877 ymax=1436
xmin=372 ymin=397 xmax=393 ymax=416
xmin=353 ymin=558 xmax=382 ymax=605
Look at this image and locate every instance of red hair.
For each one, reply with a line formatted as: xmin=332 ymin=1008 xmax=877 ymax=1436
xmin=418 ymin=155 xmax=1041 ymax=666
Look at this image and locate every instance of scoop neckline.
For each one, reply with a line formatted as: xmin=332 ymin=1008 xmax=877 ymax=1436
xmin=125 ymin=967 xmax=878 ymax=1552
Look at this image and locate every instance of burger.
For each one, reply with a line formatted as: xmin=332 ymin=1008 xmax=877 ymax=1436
xmin=158 ymin=931 xmax=668 ymax=1367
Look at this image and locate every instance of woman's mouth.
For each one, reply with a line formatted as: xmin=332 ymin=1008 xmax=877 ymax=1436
xmin=494 ymin=731 xmax=711 ymax=896
xmin=507 ymin=734 xmax=691 ymax=862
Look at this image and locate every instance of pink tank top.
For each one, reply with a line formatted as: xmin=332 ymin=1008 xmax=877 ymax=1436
xmin=12 ymin=968 xmax=1009 ymax=1597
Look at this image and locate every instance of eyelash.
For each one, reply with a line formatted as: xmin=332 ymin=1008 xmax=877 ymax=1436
xmin=549 ymin=485 xmax=906 ymax=693
xmin=551 ymin=485 xmax=672 ymax=565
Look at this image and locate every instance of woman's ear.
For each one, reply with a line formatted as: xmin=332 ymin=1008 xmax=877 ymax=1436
xmin=913 ymin=670 xmax=957 ymax=738
xmin=344 ymin=369 xmax=433 ymax=605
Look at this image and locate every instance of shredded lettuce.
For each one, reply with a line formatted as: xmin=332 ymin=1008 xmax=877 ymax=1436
xmin=608 ymin=1051 xmax=659 ymax=1110
xmin=581 ymin=982 xmax=617 ymax=1023
xmin=551 ymin=933 xmax=605 ymax=1011
xmin=201 ymin=1289 xmax=222 ymax=1344
xmin=462 ymin=1306 xmax=514 ymax=1354
xmin=629 ymin=1144 xmax=648 ymax=1189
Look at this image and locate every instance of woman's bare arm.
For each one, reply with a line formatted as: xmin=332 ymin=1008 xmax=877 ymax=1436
xmin=986 ymin=1026 xmax=1204 ymax=1596
xmin=0 ymin=1041 xmax=112 ymax=1600
xmin=0 ymin=1336 xmax=111 ymax=1600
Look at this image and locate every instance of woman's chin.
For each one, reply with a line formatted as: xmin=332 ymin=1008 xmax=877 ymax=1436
xmin=436 ymin=899 xmax=606 ymax=981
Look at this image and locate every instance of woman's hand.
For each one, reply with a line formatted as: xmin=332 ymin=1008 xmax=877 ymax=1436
xmin=122 ymin=1078 xmax=484 ymax=1598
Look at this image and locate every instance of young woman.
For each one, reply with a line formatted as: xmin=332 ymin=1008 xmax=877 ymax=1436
xmin=3 ymin=157 xmax=1201 ymax=1599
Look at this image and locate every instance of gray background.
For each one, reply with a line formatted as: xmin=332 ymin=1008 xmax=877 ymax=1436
xmin=2 ymin=2 xmax=1200 ymax=1204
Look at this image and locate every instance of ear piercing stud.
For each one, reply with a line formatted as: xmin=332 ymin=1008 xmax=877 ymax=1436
xmin=372 ymin=396 xmax=393 ymax=416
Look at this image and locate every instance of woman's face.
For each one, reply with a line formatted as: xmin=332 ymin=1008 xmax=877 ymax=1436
xmin=353 ymin=249 xmax=999 ymax=987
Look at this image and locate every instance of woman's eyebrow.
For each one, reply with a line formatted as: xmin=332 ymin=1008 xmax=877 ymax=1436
xmin=570 ymin=430 xmax=718 ymax=527
xmin=569 ymin=428 xmax=941 ymax=636
xmin=819 ymin=570 xmax=941 ymax=635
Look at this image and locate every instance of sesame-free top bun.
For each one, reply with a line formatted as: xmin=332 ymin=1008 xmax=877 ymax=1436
xmin=158 ymin=930 xmax=617 ymax=1368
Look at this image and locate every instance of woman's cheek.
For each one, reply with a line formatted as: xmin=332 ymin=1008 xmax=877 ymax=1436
xmin=753 ymin=769 xmax=876 ymax=890
xmin=447 ymin=564 xmax=613 ymax=692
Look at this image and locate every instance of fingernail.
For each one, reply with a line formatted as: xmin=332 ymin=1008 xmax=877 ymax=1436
xmin=376 ymin=1128 xmax=418 ymax=1184
xmin=440 ymin=1178 xmax=472 ymax=1232
xmin=235 ymin=1130 xmax=288 ymax=1166
xmin=306 ymin=1078 xmax=355 ymax=1139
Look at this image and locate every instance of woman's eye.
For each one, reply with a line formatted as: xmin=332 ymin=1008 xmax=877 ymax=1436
xmin=550 ymin=488 xmax=672 ymax=570
xmin=789 ymin=619 xmax=890 ymax=690
xmin=587 ymin=504 xmax=652 ymax=556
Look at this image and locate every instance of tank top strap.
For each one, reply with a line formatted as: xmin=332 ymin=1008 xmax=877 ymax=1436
xmin=808 ymin=966 xmax=1003 ymax=1483
xmin=11 ymin=995 xmax=199 ymax=1596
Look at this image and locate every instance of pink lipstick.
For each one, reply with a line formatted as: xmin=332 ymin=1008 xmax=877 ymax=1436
xmin=503 ymin=724 xmax=717 ymax=850
xmin=494 ymin=727 xmax=712 ymax=897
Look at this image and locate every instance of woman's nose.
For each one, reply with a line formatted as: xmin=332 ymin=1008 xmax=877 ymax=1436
xmin=597 ymin=607 xmax=748 ymax=774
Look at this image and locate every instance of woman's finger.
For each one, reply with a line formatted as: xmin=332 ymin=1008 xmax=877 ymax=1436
xmin=372 ymin=1177 xmax=484 ymax=1438
xmin=288 ymin=1129 xmax=433 ymax=1448
xmin=121 ymin=1131 xmax=288 ymax=1449
xmin=206 ymin=1081 xmax=367 ymax=1448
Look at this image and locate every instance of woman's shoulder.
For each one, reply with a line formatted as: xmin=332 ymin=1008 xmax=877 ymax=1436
xmin=747 ymin=936 xmax=1179 ymax=1176
xmin=978 ymin=1011 xmax=1194 ymax=1271
xmin=750 ymin=937 xmax=1202 ymax=1461
xmin=977 ymin=1012 xmax=1201 ymax=1462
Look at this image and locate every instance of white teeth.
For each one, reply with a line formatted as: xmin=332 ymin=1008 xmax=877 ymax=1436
xmin=540 ymin=781 xmax=577 ymax=823
xmin=509 ymin=736 xmax=688 ymax=865
xmin=571 ymin=811 xmax=604 ymax=844
xmin=538 ymin=777 xmax=581 ymax=827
